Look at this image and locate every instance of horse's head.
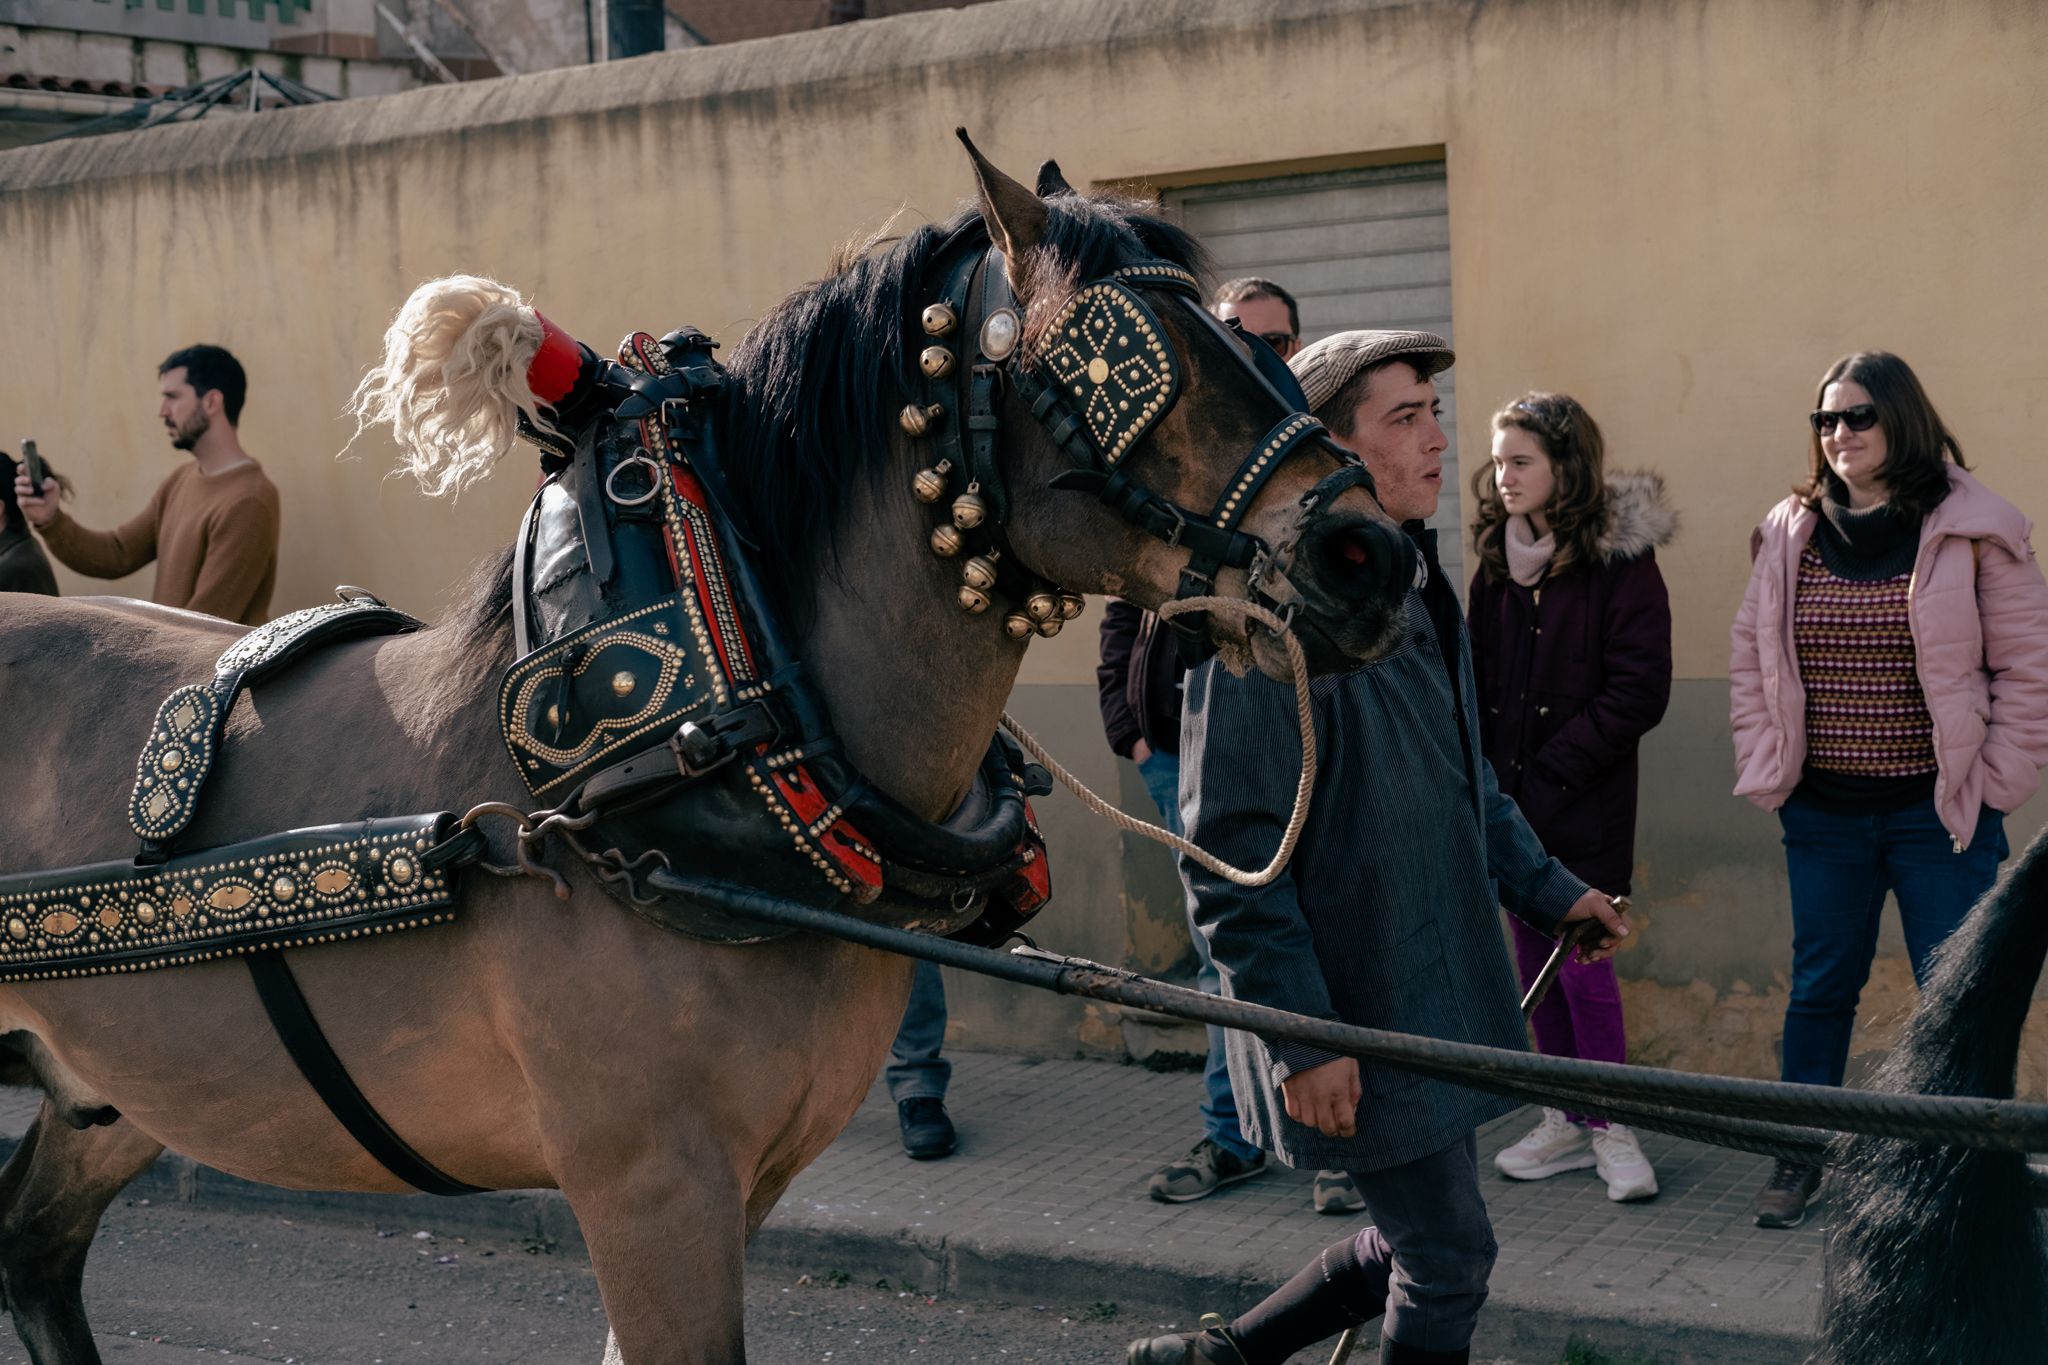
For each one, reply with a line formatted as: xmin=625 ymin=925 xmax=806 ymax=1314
xmin=915 ymin=133 xmax=1413 ymax=679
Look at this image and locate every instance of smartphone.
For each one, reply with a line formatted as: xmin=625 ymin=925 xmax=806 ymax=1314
xmin=20 ymin=438 xmax=44 ymax=495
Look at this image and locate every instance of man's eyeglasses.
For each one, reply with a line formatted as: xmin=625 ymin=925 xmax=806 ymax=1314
xmin=1253 ymin=331 xmax=1297 ymax=352
xmin=1810 ymin=404 xmax=1879 ymax=436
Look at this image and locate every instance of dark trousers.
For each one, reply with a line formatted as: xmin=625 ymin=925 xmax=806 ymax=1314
xmin=1344 ymin=1132 xmax=1498 ymax=1351
xmin=1778 ymin=794 xmax=2007 ymax=1087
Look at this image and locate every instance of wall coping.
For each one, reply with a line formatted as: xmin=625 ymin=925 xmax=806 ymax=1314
xmin=0 ymin=0 xmax=1426 ymax=190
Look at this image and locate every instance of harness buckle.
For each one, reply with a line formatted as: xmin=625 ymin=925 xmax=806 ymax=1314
xmin=1162 ymin=504 xmax=1189 ymax=549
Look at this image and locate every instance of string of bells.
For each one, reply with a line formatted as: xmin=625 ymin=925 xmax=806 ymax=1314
xmin=899 ymin=302 xmax=1084 ymax=641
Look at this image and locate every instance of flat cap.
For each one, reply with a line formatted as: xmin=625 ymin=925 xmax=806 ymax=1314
xmin=1289 ymin=330 xmax=1455 ymax=414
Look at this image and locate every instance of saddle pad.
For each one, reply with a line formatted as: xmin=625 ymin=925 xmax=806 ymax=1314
xmin=130 ymin=595 xmax=422 ymax=849
xmin=0 ymin=815 xmax=468 ymax=983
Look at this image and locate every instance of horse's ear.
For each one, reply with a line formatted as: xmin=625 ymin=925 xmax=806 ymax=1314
xmin=957 ymin=127 xmax=1047 ymax=296
xmin=1035 ymin=159 xmax=1075 ymax=197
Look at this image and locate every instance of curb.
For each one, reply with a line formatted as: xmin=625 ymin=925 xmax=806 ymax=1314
xmin=15 ymin=1140 xmax=1812 ymax=1363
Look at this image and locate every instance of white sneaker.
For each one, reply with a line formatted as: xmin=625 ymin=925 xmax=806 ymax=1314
xmin=1493 ymin=1108 xmax=1595 ymax=1180
xmin=1590 ymin=1123 xmax=1659 ymax=1202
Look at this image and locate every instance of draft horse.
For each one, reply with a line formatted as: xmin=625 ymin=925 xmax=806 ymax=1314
xmin=0 ymin=137 xmax=1415 ymax=1363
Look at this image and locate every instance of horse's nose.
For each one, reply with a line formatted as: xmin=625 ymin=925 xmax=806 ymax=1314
xmin=1300 ymin=513 xmax=1412 ymax=605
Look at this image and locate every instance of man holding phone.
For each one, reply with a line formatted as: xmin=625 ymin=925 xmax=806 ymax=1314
xmin=13 ymin=344 xmax=279 ymax=625
xmin=0 ymin=448 xmax=59 ymax=595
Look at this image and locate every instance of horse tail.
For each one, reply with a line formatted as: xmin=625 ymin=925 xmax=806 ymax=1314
xmin=346 ymin=274 xmax=547 ymax=497
xmin=1815 ymin=819 xmax=2048 ymax=1364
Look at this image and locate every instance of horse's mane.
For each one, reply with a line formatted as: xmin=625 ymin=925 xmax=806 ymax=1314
xmin=719 ymin=192 xmax=1207 ymax=614
xmin=430 ymin=191 xmax=1204 ymax=643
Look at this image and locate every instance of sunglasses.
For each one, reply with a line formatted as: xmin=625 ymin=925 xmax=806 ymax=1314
xmin=1810 ymin=404 xmax=1879 ymax=436
xmin=1253 ymin=331 xmax=1297 ymax=352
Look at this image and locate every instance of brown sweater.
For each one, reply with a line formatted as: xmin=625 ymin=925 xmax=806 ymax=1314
xmin=42 ymin=460 xmax=280 ymax=624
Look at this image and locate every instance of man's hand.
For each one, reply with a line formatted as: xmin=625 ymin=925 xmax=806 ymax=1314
xmin=12 ymin=471 xmax=57 ymax=528
xmin=1560 ymin=890 xmax=1630 ymax=962
xmin=1130 ymin=739 xmax=1153 ymax=764
xmin=1280 ymin=1057 xmax=1360 ymax=1138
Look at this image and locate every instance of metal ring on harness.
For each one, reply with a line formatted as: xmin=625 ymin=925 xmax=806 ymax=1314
xmin=604 ymin=452 xmax=663 ymax=507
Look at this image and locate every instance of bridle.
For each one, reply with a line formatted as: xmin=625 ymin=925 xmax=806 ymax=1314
xmin=899 ymin=234 xmax=1381 ymax=657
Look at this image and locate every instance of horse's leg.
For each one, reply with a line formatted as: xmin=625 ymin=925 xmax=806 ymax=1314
xmin=0 ymin=1102 xmax=163 ymax=1365
xmin=561 ymin=1142 xmax=749 ymax=1365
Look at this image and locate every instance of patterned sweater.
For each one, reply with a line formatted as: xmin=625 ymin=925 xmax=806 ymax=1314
xmin=1793 ymin=543 xmax=1938 ymax=800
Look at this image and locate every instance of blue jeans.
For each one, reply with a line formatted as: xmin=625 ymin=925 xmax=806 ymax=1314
xmin=1778 ymin=793 xmax=2008 ymax=1088
xmin=1141 ymin=750 xmax=1260 ymax=1162
xmin=886 ymin=959 xmax=950 ymax=1103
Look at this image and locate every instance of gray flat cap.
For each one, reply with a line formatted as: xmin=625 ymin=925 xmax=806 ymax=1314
xmin=1290 ymin=330 xmax=1455 ymax=414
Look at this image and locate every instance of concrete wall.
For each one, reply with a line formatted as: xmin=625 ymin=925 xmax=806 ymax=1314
xmin=4 ymin=0 xmax=2047 ymax=1086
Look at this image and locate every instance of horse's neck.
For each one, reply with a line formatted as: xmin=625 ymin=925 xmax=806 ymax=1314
xmin=801 ymin=471 xmax=1027 ymax=822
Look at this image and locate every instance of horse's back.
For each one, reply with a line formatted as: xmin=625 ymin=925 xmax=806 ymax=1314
xmin=2 ymin=595 xmax=240 ymax=865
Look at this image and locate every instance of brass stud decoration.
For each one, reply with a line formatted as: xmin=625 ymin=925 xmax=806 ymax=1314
xmin=1034 ymin=284 xmax=1181 ymax=467
xmin=611 ymin=671 xmax=637 ymax=698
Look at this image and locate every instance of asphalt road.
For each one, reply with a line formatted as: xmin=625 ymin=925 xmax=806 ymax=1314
xmin=6 ymin=1198 xmax=1538 ymax=1365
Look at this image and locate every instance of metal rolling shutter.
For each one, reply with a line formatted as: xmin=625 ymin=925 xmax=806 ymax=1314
xmin=1164 ymin=162 xmax=1465 ymax=595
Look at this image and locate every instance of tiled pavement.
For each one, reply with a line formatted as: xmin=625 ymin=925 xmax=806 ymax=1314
xmin=0 ymin=1055 xmax=1820 ymax=1362
xmin=756 ymin=1054 xmax=1821 ymax=1362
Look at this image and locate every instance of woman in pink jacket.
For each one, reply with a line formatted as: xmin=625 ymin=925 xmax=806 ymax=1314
xmin=1730 ymin=350 xmax=2048 ymax=1231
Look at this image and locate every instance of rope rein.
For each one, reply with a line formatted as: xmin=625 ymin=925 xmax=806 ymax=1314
xmin=1000 ymin=595 xmax=1315 ymax=887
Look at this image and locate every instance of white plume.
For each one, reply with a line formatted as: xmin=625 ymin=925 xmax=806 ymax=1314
xmin=346 ymin=274 xmax=547 ymax=497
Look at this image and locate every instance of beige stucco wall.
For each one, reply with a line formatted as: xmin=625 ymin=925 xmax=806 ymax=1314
xmin=4 ymin=0 xmax=2046 ymax=1083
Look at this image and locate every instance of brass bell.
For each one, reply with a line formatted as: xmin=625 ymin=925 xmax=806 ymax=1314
xmin=1025 ymin=590 xmax=1059 ymax=622
xmin=957 ymin=584 xmax=992 ymax=614
xmin=1002 ymin=612 xmax=1035 ymax=641
xmin=961 ymin=555 xmax=1000 ymax=592
xmin=1058 ymin=592 xmax=1086 ymax=621
xmin=922 ymin=302 xmax=958 ymax=337
xmin=930 ymin=524 xmax=965 ymax=557
xmin=899 ymin=402 xmax=945 ymax=437
xmin=952 ymin=484 xmax=989 ymax=530
xmin=1035 ymin=615 xmax=1065 ymax=639
xmin=911 ymin=459 xmax=952 ymax=504
xmin=919 ymin=345 xmax=955 ymax=380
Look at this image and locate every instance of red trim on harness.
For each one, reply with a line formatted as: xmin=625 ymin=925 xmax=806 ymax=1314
xmin=527 ymin=312 xmax=583 ymax=407
xmin=667 ymin=465 xmax=760 ymax=681
xmin=772 ymin=769 xmax=885 ymax=891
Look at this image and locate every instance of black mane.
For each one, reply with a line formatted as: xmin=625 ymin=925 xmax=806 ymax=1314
xmin=720 ymin=192 xmax=1207 ymax=615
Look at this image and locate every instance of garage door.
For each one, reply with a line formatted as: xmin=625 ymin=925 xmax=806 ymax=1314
xmin=1164 ymin=162 xmax=1466 ymax=594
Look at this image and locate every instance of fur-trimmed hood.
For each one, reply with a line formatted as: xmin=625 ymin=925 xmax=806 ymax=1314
xmin=1599 ymin=469 xmax=1679 ymax=562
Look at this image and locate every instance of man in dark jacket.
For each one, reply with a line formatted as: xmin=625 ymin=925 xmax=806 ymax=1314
xmin=1128 ymin=332 xmax=1628 ymax=1365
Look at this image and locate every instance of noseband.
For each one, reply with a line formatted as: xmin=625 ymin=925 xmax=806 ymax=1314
xmin=899 ymin=238 xmax=1377 ymax=656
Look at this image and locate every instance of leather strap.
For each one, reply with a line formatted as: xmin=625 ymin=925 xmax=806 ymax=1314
xmin=246 ymin=949 xmax=487 ymax=1196
xmin=130 ymin=593 xmax=423 ymax=861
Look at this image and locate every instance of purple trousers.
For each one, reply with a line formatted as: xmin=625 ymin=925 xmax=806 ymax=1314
xmin=1509 ymin=915 xmax=1627 ymax=1126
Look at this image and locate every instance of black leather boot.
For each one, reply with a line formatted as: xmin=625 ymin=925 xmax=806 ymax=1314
xmin=1378 ymin=1337 xmax=1469 ymax=1364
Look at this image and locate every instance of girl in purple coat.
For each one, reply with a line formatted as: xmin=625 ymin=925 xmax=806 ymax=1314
xmin=1467 ymin=392 xmax=1675 ymax=1203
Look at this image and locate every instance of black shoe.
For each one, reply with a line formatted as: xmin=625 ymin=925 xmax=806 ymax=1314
xmin=897 ymin=1097 xmax=956 ymax=1160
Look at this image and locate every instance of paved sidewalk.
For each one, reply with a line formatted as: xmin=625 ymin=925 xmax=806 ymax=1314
xmin=0 ymin=1054 xmax=1821 ymax=1362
